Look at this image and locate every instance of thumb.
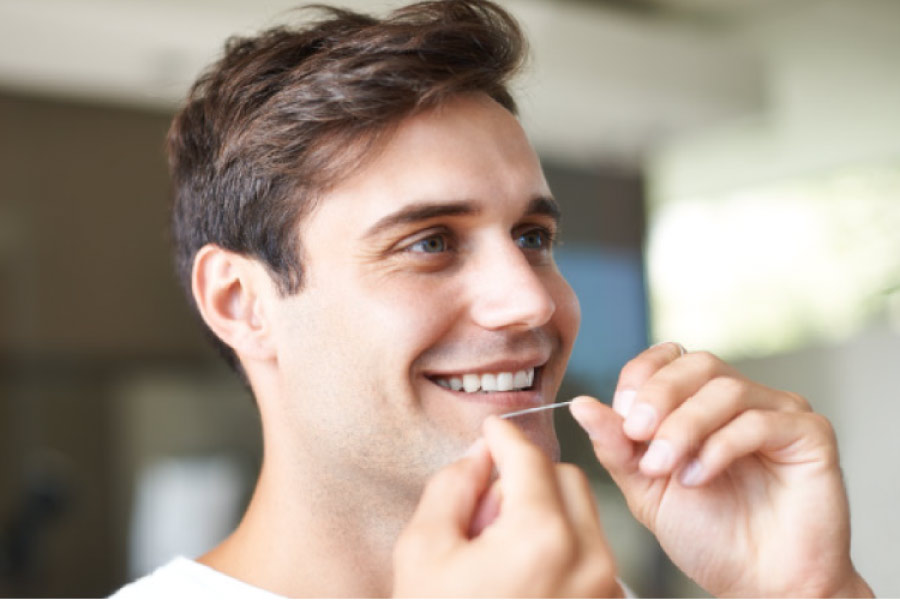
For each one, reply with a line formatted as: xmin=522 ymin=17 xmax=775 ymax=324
xmin=405 ymin=440 xmax=494 ymax=543
xmin=569 ymin=396 xmax=647 ymax=499
xmin=468 ymin=478 xmax=502 ymax=538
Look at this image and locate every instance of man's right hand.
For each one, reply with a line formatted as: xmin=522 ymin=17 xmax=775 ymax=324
xmin=393 ymin=416 xmax=621 ymax=598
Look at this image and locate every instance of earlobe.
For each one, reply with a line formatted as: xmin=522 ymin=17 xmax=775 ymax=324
xmin=191 ymin=244 xmax=276 ymax=362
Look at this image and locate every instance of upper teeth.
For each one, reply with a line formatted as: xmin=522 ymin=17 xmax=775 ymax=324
xmin=434 ymin=368 xmax=535 ymax=393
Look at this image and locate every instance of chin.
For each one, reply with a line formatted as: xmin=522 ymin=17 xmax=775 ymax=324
xmin=508 ymin=414 xmax=561 ymax=462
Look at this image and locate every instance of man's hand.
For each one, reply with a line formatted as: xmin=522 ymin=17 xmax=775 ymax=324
xmin=570 ymin=343 xmax=873 ymax=598
xmin=393 ymin=416 xmax=621 ymax=598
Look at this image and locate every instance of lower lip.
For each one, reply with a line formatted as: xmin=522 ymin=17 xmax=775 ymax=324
xmin=424 ymin=375 xmax=544 ymax=411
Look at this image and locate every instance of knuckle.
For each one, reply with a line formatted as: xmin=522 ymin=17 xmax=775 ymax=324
xmin=618 ymin=355 xmax=655 ymax=388
xmin=640 ymin=378 xmax=679 ymax=411
xmin=587 ymin=555 xmax=617 ymax=589
xmin=740 ymin=407 xmax=769 ymax=432
xmin=809 ymin=411 xmax=837 ymax=440
xmin=528 ymin=516 xmax=576 ymax=562
xmin=571 ymin=540 xmax=617 ymax=595
xmin=690 ymin=350 xmax=724 ymax=377
xmin=709 ymin=376 xmax=751 ymax=405
xmin=620 ymin=343 xmax=684 ymax=387
xmin=783 ymin=390 xmax=812 ymax=412
xmin=655 ymin=341 xmax=685 ymax=360
xmin=809 ymin=413 xmax=840 ymax=464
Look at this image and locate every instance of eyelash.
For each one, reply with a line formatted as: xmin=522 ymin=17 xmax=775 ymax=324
xmin=401 ymin=225 xmax=557 ymax=257
xmin=515 ymin=226 xmax=557 ymax=251
xmin=408 ymin=230 xmax=455 ymax=254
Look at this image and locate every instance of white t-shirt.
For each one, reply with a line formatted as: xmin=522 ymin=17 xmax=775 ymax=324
xmin=112 ymin=556 xmax=636 ymax=598
xmin=110 ymin=557 xmax=284 ymax=600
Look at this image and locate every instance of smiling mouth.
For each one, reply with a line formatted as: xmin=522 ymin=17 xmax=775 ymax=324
xmin=428 ymin=367 xmax=537 ymax=394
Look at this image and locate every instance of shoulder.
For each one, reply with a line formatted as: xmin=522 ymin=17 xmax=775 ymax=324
xmin=110 ymin=557 xmax=285 ymax=600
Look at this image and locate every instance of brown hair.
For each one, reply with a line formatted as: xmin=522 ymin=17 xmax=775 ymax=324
xmin=167 ymin=0 xmax=527 ymax=372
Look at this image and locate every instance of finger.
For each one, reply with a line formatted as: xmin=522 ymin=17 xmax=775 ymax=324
xmin=553 ymin=463 xmax=620 ymax=596
xmin=569 ymin=396 xmax=645 ymax=492
xmin=405 ymin=439 xmax=494 ymax=544
xmin=678 ymin=409 xmax=838 ymax=487
xmin=639 ymin=377 xmax=809 ymax=478
xmin=623 ymin=350 xmax=737 ymax=442
xmin=569 ymin=397 xmax=679 ymax=531
xmin=468 ymin=478 xmax=502 ymax=538
xmin=613 ymin=342 xmax=686 ymax=418
xmin=554 ymin=463 xmax=603 ymax=535
xmin=482 ymin=416 xmax=565 ymax=514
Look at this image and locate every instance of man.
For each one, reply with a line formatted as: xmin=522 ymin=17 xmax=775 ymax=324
xmin=113 ymin=0 xmax=873 ymax=597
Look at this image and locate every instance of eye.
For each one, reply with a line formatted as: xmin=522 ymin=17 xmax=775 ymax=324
xmin=516 ymin=227 xmax=552 ymax=250
xmin=408 ymin=233 xmax=448 ymax=254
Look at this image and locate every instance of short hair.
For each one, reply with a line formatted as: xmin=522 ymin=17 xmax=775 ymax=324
xmin=167 ymin=0 xmax=527 ymax=373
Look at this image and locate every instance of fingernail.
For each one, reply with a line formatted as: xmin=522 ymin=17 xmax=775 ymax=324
xmin=569 ymin=398 xmax=601 ymax=440
xmin=624 ymin=403 xmax=657 ymax=438
xmin=640 ymin=439 xmax=674 ymax=473
xmin=612 ymin=389 xmax=636 ymax=418
xmin=679 ymin=459 xmax=704 ymax=486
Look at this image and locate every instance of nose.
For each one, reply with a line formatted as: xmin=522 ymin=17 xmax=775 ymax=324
xmin=467 ymin=238 xmax=556 ymax=331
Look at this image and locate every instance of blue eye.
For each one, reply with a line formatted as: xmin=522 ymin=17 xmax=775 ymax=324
xmin=517 ymin=229 xmax=548 ymax=250
xmin=410 ymin=234 xmax=447 ymax=253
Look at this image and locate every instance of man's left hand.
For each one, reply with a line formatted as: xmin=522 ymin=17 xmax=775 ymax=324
xmin=570 ymin=342 xmax=873 ymax=598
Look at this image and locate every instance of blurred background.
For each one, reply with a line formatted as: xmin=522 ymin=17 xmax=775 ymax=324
xmin=1 ymin=0 xmax=898 ymax=596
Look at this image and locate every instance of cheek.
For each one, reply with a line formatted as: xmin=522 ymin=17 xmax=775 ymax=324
xmin=550 ymin=273 xmax=581 ymax=350
xmin=362 ymin=278 xmax=461 ymax=351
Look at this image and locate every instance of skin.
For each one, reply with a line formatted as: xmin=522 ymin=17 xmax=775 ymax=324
xmin=395 ymin=417 xmax=620 ymax=598
xmin=191 ymin=93 xmax=585 ymax=596
xmin=191 ymin=91 xmax=872 ymax=597
xmin=404 ymin=341 xmax=874 ymax=597
xmin=566 ymin=343 xmax=874 ymax=597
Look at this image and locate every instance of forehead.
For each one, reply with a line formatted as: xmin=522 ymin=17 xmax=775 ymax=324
xmin=303 ymin=94 xmax=551 ymax=232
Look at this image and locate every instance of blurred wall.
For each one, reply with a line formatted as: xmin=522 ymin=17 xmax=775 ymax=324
xmin=735 ymin=323 xmax=900 ymax=597
xmin=650 ymin=0 xmax=900 ymax=200
xmin=0 ymin=91 xmax=231 ymax=596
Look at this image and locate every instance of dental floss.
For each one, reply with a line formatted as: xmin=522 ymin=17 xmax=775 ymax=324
xmin=499 ymin=400 xmax=574 ymax=420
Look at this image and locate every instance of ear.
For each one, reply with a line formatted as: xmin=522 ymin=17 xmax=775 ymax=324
xmin=191 ymin=244 xmax=277 ymax=363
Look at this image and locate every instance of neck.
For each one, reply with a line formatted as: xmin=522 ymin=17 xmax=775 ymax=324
xmin=200 ymin=443 xmax=419 ymax=598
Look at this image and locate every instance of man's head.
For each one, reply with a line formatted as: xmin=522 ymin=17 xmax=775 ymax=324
xmin=168 ymin=0 xmax=526 ymax=373
xmin=169 ymin=1 xmax=580 ymax=497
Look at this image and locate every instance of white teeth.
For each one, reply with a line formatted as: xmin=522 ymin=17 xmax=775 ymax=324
xmin=497 ymin=372 xmax=513 ymax=391
xmin=462 ymin=374 xmax=481 ymax=393
xmin=513 ymin=370 xmax=528 ymax=388
xmin=437 ymin=368 xmax=535 ymax=393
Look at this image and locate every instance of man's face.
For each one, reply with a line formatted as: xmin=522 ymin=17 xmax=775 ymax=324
xmin=266 ymin=93 xmax=580 ymax=497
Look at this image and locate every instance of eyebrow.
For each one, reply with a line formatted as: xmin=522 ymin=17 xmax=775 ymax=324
xmin=527 ymin=195 xmax=562 ymax=223
xmin=363 ymin=195 xmax=561 ymax=240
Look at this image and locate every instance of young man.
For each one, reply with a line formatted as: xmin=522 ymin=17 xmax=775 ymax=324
xmin=114 ymin=1 xmax=873 ymax=597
